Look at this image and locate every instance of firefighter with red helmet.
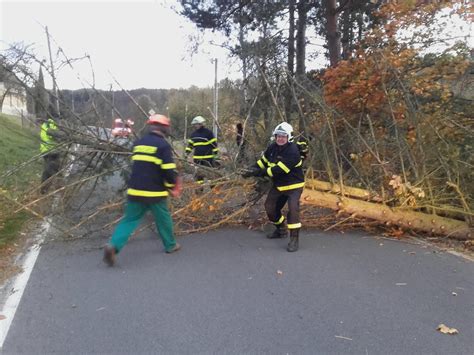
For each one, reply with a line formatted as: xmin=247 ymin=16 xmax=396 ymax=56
xmin=242 ymin=122 xmax=305 ymax=252
xmin=103 ymin=114 xmax=182 ymax=266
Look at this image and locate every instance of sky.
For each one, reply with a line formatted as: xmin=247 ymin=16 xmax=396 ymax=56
xmin=0 ymin=0 xmax=241 ymax=90
xmin=1 ymin=1 xmax=472 ymax=91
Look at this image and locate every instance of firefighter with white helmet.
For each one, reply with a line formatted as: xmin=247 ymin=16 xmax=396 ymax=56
xmin=271 ymin=122 xmax=309 ymax=162
xmin=103 ymin=113 xmax=182 ymax=266
xmin=274 ymin=122 xmax=293 ymax=140
xmin=190 ymin=115 xmax=206 ymax=125
xmin=185 ymin=115 xmax=218 ymax=184
xmin=242 ymin=121 xmax=305 ymax=252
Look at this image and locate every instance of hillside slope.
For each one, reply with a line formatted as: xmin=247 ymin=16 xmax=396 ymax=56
xmin=0 ymin=113 xmax=41 ymax=246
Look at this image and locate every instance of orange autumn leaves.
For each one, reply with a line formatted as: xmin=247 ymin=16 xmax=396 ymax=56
xmin=321 ymin=1 xmax=470 ymax=122
xmin=322 ymin=49 xmax=412 ymax=118
xmin=322 ymin=40 xmax=469 ymax=122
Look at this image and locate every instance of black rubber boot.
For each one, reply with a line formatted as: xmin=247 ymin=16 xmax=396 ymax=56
xmin=103 ymin=245 xmax=117 ymax=266
xmin=287 ymin=229 xmax=299 ymax=252
xmin=267 ymin=223 xmax=288 ymax=239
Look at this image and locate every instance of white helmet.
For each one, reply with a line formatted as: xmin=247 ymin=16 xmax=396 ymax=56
xmin=191 ymin=116 xmax=206 ymax=125
xmin=272 ymin=122 xmax=293 ymax=141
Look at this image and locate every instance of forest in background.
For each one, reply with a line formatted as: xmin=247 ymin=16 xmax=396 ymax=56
xmin=0 ymin=1 xmax=472 ymax=242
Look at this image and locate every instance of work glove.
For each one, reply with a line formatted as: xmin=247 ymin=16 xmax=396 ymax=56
xmin=241 ymin=166 xmax=264 ymax=178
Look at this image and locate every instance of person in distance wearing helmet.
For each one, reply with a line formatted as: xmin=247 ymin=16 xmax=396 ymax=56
xmin=242 ymin=122 xmax=305 ymax=252
xmin=103 ymin=114 xmax=182 ymax=267
xmin=185 ymin=116 xmax=218 ymax=184
xmin=38 ymin=110 xmax=65 ymax=194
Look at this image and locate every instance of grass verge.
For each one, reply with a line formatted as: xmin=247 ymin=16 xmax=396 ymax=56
xmin=0 ymin=113 xmax=41 ymax=246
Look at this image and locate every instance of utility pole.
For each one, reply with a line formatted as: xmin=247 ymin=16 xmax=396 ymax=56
xmin=213 ymin=58 xmax=218 ymax=139
xmin=45 ymin=26 xmax=60 ymax=117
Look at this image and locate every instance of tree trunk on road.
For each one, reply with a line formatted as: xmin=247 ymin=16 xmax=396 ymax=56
xmin=302 ymin=188 xmax=473 ymax=240
xmin=305 ymin=178 xmax=383 ymax=202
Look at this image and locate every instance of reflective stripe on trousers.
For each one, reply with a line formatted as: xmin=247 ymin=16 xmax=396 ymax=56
xmin=264 ymin=187 xmax=303 ymax=229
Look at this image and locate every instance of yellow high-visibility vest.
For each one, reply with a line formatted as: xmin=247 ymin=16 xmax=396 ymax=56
xmin=40 ymin=119 xmax=58 ymax=154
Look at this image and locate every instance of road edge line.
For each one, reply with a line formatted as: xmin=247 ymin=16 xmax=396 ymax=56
xmin=0 ymin=219 xmax=49 ymax=350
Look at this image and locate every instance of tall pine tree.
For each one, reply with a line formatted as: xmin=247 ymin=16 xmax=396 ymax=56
xmin=34 ymin=67 xmax=49 ymax=119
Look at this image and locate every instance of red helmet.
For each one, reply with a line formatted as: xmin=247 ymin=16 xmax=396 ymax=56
xmin=147 ymin=114 xmax=170 ymax=126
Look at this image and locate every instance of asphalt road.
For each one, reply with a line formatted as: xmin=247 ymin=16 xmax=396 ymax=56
xmin=2 ymin=228 xmax=473 ymax=354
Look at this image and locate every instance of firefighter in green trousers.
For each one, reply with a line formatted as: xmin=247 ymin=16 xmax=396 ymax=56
xmin=103 ymin=114 xmax=182 ymax=267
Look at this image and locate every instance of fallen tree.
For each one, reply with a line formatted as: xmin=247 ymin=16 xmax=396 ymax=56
xmin=304 ymin=178 xmax=472 ymax=222
xmin=305 ymin=178 xmax=383 ymax=202
xmin=301 ymin=188 xmax=473 ymax=240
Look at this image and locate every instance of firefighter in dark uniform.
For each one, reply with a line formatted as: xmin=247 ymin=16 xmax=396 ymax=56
xmin=185 ymin=116 xmax=218 ymax=184
xmin=296 ymin=137 xmax=309 ymax=162
xmin=103 ymin=114 xmax=182 ymax=267
xmin=242 ymin=122 xmax=305 ymax=252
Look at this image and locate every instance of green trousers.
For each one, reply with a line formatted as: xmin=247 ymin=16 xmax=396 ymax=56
xmin=110 ymin=199 xmax=177 ymax=253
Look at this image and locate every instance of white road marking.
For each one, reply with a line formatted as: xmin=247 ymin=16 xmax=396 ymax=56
xmin=0 ymin=220 xmax=49 ymax=349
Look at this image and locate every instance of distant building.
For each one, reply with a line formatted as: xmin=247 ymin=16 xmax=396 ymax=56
xmin=0 ymin=81 xmax=28 ymax=116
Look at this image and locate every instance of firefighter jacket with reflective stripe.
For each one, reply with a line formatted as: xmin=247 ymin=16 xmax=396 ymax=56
xmin=40 ymin=119 xmax=58 ymax=154
xmin=185 ymin=127 xmax=218 ymax=160
xmin=296 ymin=138 xmax=309 ymax=160
xmin=127 ymin=131 xmax=178 ymax=203
xmin=256 ymin=142 xmax=304 ymax=191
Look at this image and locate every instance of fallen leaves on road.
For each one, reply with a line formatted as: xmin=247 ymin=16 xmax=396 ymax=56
xmin=436 ymin=324 xmax=458 ymax=335
xmin=383 ymin=228 xmax=405 ymax=238
xmin=335 ymin=335 xmax=353 ymax=341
